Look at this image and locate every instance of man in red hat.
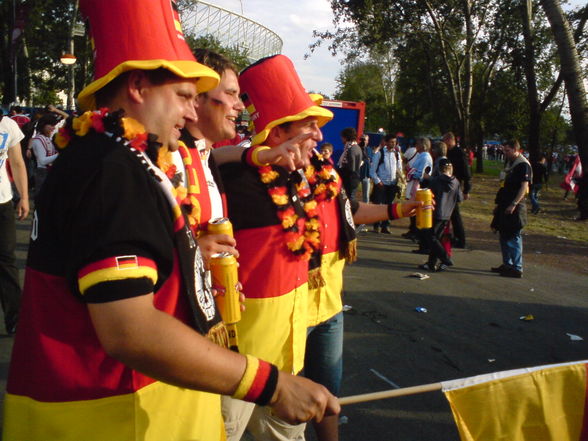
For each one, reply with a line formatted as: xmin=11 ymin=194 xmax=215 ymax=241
xmin=3 ymin=3 xmax=338 ymax=441
xmin=219 ymin=54 xmax=420 ymax=441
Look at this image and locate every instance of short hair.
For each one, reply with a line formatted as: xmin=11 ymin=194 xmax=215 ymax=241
xmin=11 ymin=106 xmax=23 ymax=113
xmin=320 ymin=142 xmax=333 ymax=152
xmin=417 ymin=137 xmax=431 ymax=152
xmin=432 ymin=141 xmax=447 ymax=157
xmin=442 ymin=132 xmax=455 ymax=142
xmin=95 ymin=68 xmax=181 ymax=108
xmin=384 ymin=133 xmax=397 ymax=142
xmin=504 ymin=139 xmax=520 ymax=150
xmin=193 ymin=49 xmax=238 ymax=77
xmin=341 ymin=127 xmax=357 ymax=142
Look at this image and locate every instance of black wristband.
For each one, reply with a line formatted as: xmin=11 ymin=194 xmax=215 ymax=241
xmin=256 ymin=363 xmax=279 ymax=406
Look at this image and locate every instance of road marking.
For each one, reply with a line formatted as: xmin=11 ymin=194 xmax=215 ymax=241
xmin=370 ymin=368 xmax=401 ymax=389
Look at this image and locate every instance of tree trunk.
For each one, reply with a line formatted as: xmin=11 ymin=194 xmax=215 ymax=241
xmin=521 ymin=0 xmax=541 ymax=163
xmin=539 ymin=0 xmax=588 ymax=219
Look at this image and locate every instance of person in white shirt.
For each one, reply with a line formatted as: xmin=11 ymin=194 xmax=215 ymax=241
xmin=30 ymin=115 xmax=59 ymax=197
xmin=0 ymin=114 xmax=29 ymax=334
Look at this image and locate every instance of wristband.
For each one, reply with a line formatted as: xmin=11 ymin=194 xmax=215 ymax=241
xmin=244 ymin=146 xmax=271 ymax=167
xmin=232 ymin=354 xmax=279 ymax=406
xmin=387 ymin=202 xmax=403 ymax=220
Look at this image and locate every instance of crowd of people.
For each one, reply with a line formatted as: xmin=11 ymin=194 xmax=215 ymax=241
xmin=0 ymin=1 xmax=585 ymax=440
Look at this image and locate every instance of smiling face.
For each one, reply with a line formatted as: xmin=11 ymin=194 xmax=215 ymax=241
xmin=191 ymin=68 xmax=244 ymax=143
xmin=137 ymin=76 xmax=199 ymax=151
xmin=276 ymin=116 xmax=323 ymax=159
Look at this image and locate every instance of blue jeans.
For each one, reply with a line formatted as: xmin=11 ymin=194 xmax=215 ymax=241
xmin=499 ymin=230 xmax=523 ymax=271
xmin=530 ymin=184 xmax=541 ymax=212
xmin=361 ymin=178 xmax=371 ymax=203
xmin=304 ymin=312 xmax=344 ymax=394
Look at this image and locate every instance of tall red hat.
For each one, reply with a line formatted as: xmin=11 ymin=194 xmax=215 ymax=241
xmin=239 ymin=55 xmax=333 ymax=146
xmin=77 ymin=0 xmax=219 ymax=110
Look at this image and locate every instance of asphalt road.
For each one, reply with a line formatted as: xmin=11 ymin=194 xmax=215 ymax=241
xmin=1 ymin=217 xmax=587 ymax=441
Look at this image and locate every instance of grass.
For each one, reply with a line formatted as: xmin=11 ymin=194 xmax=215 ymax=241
xmin=463 ymin=160 xmax=588 ymax=243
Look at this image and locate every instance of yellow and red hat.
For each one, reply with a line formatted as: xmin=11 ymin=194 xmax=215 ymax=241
xmin=77 ymin=0 xmax=219 ymax=110
xmin=239 ymin=55 xmax=333 ymax=146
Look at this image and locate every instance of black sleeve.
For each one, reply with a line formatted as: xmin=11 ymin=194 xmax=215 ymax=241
xmin=65 ymin=151 xmax=175 ymax=303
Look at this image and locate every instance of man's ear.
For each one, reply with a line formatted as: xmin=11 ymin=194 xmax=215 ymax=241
xmin=126 ymin=70 xmax=149 ymax=104
xmin=266 ymin=126 xmax=285 ymax=146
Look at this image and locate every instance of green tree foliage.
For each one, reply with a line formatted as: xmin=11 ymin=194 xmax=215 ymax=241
xmin=1 ymin=0 xmax=90 ymax=107
xmin=185 ymin=34 xmax=250 ymax=72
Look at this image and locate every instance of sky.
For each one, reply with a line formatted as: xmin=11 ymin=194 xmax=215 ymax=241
xmin=201 ymin=0 xmax=587 ymax=99
xmin=198 ymin=0 xmax=344 ymax=97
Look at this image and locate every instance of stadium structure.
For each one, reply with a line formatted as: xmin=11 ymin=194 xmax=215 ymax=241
xmin=180 ymin=0 xmax=283 ymax=63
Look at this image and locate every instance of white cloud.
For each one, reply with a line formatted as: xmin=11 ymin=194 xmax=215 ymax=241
xmin=192 ymin=0 xmax=343 ymax=96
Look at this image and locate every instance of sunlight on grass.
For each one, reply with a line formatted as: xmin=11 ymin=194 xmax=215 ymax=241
xmin=463 ymin=164 xmax=587 ymax=243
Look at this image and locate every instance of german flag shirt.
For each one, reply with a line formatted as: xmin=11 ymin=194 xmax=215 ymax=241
xmin=3 ymin=131 xmax=224 ymax=441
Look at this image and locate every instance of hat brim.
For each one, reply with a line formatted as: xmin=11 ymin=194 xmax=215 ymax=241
xmin=77 ymin=59 xmax=220 ymax=110
xmin=251 ymin=105 xmax=333 ymax=146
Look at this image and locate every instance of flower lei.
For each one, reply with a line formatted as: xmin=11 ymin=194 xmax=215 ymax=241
xmin=55 ymin=108 xmax=148 ymax=152
xmin=257 ymin=152 xmax=340 ymax=261
xmin=56 ymin=109 xmax=201 ymax=231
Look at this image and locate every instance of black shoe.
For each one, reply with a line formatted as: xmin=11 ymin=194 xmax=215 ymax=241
xmin=491 ymin=264 xmax=507 ymax=273
xmin=412 ymin=249 xmax=429 ymax=255
xmin=372 ymin=226 xmax=380 ymax=233
xmin=436 ymin=263 xmax=449 ymax=272
xmin=381 ymin=228 xmax=391 ymax=234
xmin=499 ymin=267 xmax=522 ymax=278
xmin=402 ymin=232 xmax=417 ymax=240
xmin=442 ymin=259 xmax=454 ymax=267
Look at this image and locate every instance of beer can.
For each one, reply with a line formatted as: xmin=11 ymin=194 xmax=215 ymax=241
xmin=208 ymin=217 xmax=234 ymax=237
xmin=415 ymin=189 xmax=433 ymax=229
xmin=209 ymin=252 xmax=241 ymax=325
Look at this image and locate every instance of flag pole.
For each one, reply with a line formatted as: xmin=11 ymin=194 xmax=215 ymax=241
xmin=339 ymin=382 xmax=442 ymax=406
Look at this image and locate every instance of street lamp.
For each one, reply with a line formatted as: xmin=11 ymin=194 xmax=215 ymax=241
xmin=60 ymin=53 xmax=77 ymax=65
xmin=60 ymin=52 xmax=76 ymax=110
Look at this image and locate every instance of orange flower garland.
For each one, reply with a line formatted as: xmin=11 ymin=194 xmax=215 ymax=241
xmin=257 ymin=152 xmax=339 ymax=261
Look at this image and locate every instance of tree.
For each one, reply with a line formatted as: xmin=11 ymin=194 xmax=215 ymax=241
xmin=185 ymin=34 xmax=250 ymax=71
xmin=539 ymin=0 xmax=588 ymax=219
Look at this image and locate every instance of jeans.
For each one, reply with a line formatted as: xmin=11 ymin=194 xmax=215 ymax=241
xmin=371 ymin=183 xmax=398 ymax=230
xmin=530 ymin=184 xmax=542 ymax=213
xmin=0 ymin=201 xmax=21 ymax=332
xmin=499 ymin=230 xmax=523 ymax=271
xmin=361 ymin=178 xmax=371 ymax=203
xmin=304 ymin=311 xmax=344 ymax=394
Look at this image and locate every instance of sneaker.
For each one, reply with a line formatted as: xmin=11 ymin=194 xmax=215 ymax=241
xmin=499 ymin=267 xmax=523 ymax=278
xmin=491 ymin=264 xmax=507 ymax=273
xmin=441 ymin=259 xmax=454 ymax=267
xmin=381 ymin=228 xmax=391 ymax=234
xmin=436 ymin=263 xmax=449 ymax=272
xmin=418 ymin=263 xmax=435 ymax=272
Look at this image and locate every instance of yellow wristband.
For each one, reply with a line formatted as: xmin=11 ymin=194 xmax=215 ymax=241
xmin=233 ymin=355 xmax=260 ymax=400
xmin=251 ymin=146 xmax=271 ymax=167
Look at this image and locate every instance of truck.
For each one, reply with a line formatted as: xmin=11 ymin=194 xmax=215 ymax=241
xmin=319 ymin=99 xmax=366 ymax=163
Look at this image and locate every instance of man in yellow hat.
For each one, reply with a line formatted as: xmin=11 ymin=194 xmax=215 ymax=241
xmin=2 ymin=2 xmax=339 ymax=441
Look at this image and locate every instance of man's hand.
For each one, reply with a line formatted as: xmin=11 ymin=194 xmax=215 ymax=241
xmin=258 ymin=132 xmax=314 ymax=171
xmin=463 ymin=193 xmax=470 ymax=201
xmin=399 ymin=200 xmax=422 ymax=217
xmin=505 ymin=203 xmax=517 ymax=215
xmin=269 ymin=372 xmax=340 ymax=425
xmin=16 ymin=198 xmax=29 ymax=220
xmin=198 ymin=233 xmax=238 ymax=269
